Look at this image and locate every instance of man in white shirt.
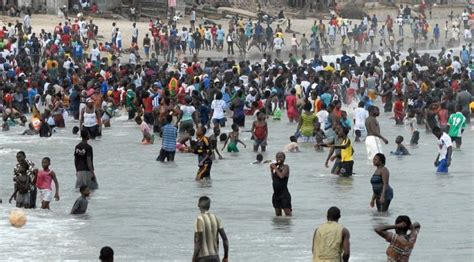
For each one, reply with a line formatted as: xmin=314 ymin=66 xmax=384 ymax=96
xmin=432 ymin=126 xmax=452 ymax=174
xmin=89 ymin=44 xmax=100 ymax=64
xmin=353 ymin=101 xmax=369 ymax=142
xmin=273 ymin=35 xmax=283 ymax=58
xmin=210 ymin=92 xmax=227 ymax=127
xmin=115 ymin=28 xmax=122 ymax=53
xmin=131 ymin=23 xmax=138 ymax=44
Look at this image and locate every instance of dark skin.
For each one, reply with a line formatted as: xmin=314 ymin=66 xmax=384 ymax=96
xmin=370 ymin=155 xmax=390 ymax=209
xmin=39 ymin=158 xmax=60 ymax=209
xmin=375 ymin=220 xmax=421 ymax=261
xmin=312 ymin=217 xmax=351 ymax=262
xmin=433 ymin=129 xmax=452 ymax=168
xmin=192 ymin=205 xmax=229 ymax=262
xmin=270 ymin=152 xmax=291 ymax=216
xmin=366 ymin=107 xmax=389 ymax=144
xmin=75 ymin=133 xmax=96 ymax=181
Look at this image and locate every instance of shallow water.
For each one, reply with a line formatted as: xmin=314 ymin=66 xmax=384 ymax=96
xmin=0 ymin=104 xmax=473 ymax=261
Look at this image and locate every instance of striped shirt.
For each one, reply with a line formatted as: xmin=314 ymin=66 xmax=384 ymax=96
xmin=161 ymin=124 xmax=177 ymax=152
xmin=195 ymin=211 xmax=223 ymax=258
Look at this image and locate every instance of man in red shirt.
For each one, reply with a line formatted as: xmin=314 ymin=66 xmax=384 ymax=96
xmin=142 ymin=92 xmax=154 ymax=126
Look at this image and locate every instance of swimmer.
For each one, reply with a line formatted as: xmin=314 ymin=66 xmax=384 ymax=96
xmin=252 ymin=154 xmax=272 ymax=164
xmin=71 ymin=185 xmax=90 ymax=215
xmin=21 ymin=123 xmax=38 ymax=135
xmin=135 ymin=116 xmax=154 ymax=145
xmin=72 ymin=126 xmax=80 ymax=135
xmin=390 ymin=136 xmax=410 ymax=155
xmin=283 ymin=135 xmax=300 ymax=153
xmin=222 ymin=124 xmax=247 ymax=153
xmin=36 ymin=157 xmax=60 ymax=209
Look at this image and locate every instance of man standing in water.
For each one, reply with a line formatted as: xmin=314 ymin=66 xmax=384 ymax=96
xmin=270 ymin=152 xmax=292 ymax=216
xmin=195 ymin=127 xmax=213 ymax=181
xmin=365 ymin=106 xmax=388 ymax=160
xmin=14 ymin=151 xmax=38 ymax=208
xmin=193 ymin=196 xmax=229 ymax=262
xmin=432 ymin=127 xmax=453 ymax=174
xmin=312 ymin=206 xmax=350 ymax=262
xmin=447 ymin=105 xmax=467 ymax=149
xmin=156 ymin=115 xmax=177 ymax=162
xmin=74 ymin=130 xmax=99 ymax=190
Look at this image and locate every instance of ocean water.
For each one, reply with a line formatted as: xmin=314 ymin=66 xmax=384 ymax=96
xmin=0 ymin=105 xmax=472 ymax=261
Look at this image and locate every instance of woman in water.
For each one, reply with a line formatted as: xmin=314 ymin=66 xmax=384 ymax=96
xmin=296 ymin=102 xmax=317 ymax=143
xmin=370 ymin=153 xmax=394 ymax=212
xmin=375 ymin=215 xmax=421 ymax=261
xmin=79 ymin=98 xmax=102 ymax=139
xmin=270 ymin=152 xmax=292 ymax=216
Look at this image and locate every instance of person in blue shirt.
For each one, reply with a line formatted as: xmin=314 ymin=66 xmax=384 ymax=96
xmin=340 ymin=111 xmax=352 ymax=130
xmin=433 ymin=24 xmax=440 ymax=46
xmin=320 ymin=89 xmax=332 ymax=108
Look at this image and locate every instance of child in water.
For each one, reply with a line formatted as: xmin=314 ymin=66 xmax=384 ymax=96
xmin=222 ymin=124 xmax=247 ymax=152
xmin=405 ymin=111 xmax=419 ymax=145
xmin=71 ymin=185 xmax=90 ymax=215
xmin=390 ymin=136 xmax=410 ymax=155
xmin=283 ymin=135 xmax=300 ymax=153
xmin=314 ymin=122 xmax=326 ymax=151
xmin=251 ymin=153 xmax=272 ymax=164
xmin=208 ymin=126 xmax=223 ymax=159
xmin=9 ymin=163 xmax=31 ymax=208
xmin=135 ymin=116 xmax=154 ymax=145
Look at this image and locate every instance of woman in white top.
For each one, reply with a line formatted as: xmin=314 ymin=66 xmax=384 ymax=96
xmin=80 ymin=98 xmax=102 ymax=139
xmin=210 ymin=91 xmax=227 ymax=127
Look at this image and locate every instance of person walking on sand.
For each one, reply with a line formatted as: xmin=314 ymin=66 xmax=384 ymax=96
xmin=312 ymin=206 xmax=350 ymax=262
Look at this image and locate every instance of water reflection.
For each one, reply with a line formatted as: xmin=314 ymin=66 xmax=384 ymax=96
xmin=272 ymin=216 xmax=293 ymax=231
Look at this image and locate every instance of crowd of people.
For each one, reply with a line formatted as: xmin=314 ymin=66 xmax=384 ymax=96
xmin=0 ymin=4 xmax=473 ymax=261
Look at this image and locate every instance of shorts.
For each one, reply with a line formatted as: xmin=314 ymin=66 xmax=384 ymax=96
xmin=450 ymin=136 xmax=462 ymax=145
xmin=233 ymin=115 xmax=245 ymax=127
xmin=272 ymin=191 xmax=292 ymax=210
xmin=339 ymin=161 xmax=353 ymax=177
xmin=436 ymin=158 xmax=449 ymax=173
xmin=38 ymin=189 xmax=53 ymax=202
xmin=82 ymin=125 xmax=100 ymax=139
xmin=196 ymin=161 xmax=212 ymax=180
xmin=179 ymin=120 xmax=194 ymax=134
xmin=212 ymin=117 xmax=226 ymax=127
xmin=331 ymin=158 xmax=342 ymax=174
xmin=227 ymin=142 xmax=239 ymax=152
xmin=144 ymin=112 xmax=154 ymax=126
xmin=253 ymin=139 xmax=267 ymax=147
xmin=196 ymin=256 xmax=220 ymax=262
xmin=157 ymin=149 xmax=176 ymax=162
xmin=16 ymin=192 xmax=30 ymax=208
xmin=365 ymin=135 xmax=383 ymax=160
xmin=75 ymin=171 xmax=99 ymax=190
xmin=117 ymin=40 xmax=122 ymax=49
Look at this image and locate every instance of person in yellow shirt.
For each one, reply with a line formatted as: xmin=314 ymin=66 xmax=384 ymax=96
xmin=319 ymin=127 xmax=354 ymax=177
xmin=312 ymin=206 xmax=351 ymax=262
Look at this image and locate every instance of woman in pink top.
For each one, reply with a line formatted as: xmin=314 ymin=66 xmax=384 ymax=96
xmin=285 ymin=89 xmax=299 ymax=123
xmin=36 ymin=157 xmax=60 ymax=209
